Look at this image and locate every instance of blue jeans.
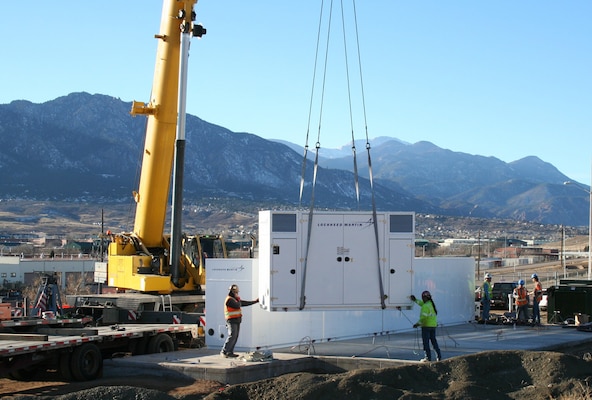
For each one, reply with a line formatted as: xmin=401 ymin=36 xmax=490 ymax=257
xmin=516 ymin=305 xmax=529 ymax=322
xmin=532 ymin=301 xmax=540 ymax=324
xmin=482 ymin=299 xmax=490 ymax=321
xmin=421 ymin=327 xmax=441 ymax=361
xmin=221 ymin=320 xmax=240 ymax=354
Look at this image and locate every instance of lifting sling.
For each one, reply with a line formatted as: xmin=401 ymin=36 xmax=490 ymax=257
xmin=299 ymin=0 xmax=386 ymax=309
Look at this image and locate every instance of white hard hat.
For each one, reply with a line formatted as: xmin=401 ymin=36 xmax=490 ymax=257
xmin=485 ymin=273 xmax=492 ymax=279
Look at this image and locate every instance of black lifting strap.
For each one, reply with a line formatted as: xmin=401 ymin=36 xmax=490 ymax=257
xmin=349 ymin=0 xmax=386 ymax=308
xmin=367 ymin=142 xmax=386 ymax=309
xmin=298 ymin=144 xmax=309 ymax=206
xmin=299 ymin=142 xmax=321 ymax=310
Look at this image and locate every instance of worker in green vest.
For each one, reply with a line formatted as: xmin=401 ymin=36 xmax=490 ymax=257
xmin=482 ymin=272 xmax=493 ymax=323
xmin=410 ymin=290 xmax=442 ymax=362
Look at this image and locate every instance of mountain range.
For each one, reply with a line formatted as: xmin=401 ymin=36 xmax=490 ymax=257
xmin=0 ymin=92 xmax=588 ymax=227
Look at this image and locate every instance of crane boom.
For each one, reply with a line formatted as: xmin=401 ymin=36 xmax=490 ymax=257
xmin=107 ymin=0 xmax=213 ymax=294
xmin=133 ymin=0 xmax=195 ymax=245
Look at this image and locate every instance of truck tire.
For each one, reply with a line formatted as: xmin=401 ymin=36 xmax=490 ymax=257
xmin=59 ymin=352 xmax=74 ymax=381
xmin=70 ymin=343 xmax=103 ymax=381
xmin=147 ymin=333 xmax=175 ymax=353
xmin=130 ymin=336 xmax=150 ymax=355
xmin=8 ymin=365 xmax=39 ymax=381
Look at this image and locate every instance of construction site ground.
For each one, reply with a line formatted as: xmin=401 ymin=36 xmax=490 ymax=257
xmin=3 ymin=258 xmax=590 ymax=399
xmin=3 ymin=309 xmax=592 ymax=400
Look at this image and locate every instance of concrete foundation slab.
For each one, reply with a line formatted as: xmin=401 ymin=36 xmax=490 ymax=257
xmin=106 ymin=322 xmax=592 ymax=386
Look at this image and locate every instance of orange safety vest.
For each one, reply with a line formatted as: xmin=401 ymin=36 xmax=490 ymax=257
xmin=515 ymin=287 xmax=528 ymax=307
xmin=533 ymin=282 xmax=543 ymax=302
xmin=224 ymin=295 xmax=242 ymax=320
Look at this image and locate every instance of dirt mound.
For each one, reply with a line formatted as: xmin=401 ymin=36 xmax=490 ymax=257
xmin=204 ymin=350 xmax=592 ymax=400
xmin=3 ymin=350 xmax=592 ymax=399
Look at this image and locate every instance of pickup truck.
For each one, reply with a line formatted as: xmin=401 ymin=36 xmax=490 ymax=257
xmin=491 ymin=282 xmax=517 ymax=310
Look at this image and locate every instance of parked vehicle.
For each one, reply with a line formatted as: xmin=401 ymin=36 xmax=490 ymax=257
xmin=491 ymin=282 xmax=517 ymax=310
xmin=474 ymin=285 xmax=482 ymax=302
xmin=539 ymin=289 xmax=548 ymax=311
xmin=0 ymin=319 xmax=196 ymax=381
xmin=0 ymin=274 xmax=197 ymax=381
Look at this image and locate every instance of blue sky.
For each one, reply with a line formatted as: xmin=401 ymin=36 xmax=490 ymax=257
xmin=2 ymin=1 xmax=591 ymax=185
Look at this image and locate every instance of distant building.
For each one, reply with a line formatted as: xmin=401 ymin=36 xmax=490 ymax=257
xmin=0 ymin=256 xmax=96 ymax=290
xmin=440 ymin=238 xmax=479 ymax=247
xmin=63 ymin=241 xmax=94 ymax=254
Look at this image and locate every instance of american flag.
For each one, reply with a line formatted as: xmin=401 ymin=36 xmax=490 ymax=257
xmin=35 ymin=291 xmax=47 ymax=314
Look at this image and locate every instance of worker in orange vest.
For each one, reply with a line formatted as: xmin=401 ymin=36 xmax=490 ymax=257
xmin=220 ymin=284 xmax=259 ymax=358
xmin=512 ymin=279 xmax=529 ymax=323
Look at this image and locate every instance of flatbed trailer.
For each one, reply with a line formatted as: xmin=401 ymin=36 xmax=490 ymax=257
xmin=0 ymin=316 xmax=93 ymax=332
xmin=0 ymin=319 xmax=197 ymax=381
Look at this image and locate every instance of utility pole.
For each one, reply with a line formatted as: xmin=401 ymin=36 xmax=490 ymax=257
xmin=561 ymin=225 xmax=566 ymax=279
xmin=477 ymin=230 xmax=481 ymax=278
xmin=564 ymin=172 xmax=592 ymax=280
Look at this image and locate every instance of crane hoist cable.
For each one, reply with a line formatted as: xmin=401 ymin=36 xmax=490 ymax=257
xmin=298 ymin=1 xmax=325 ymax=207
xmin=350 ymin=0 xmax=386 ymax=308
xmin=299 ymin=0 xmax=332 ymax=309
xmin=299 ymin=0 xmax=386 ymax=310
xmin=339 ymin=0 xmax=361 ymax=207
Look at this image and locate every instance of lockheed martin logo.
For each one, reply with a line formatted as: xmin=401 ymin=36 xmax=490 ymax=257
xmin=211 ymin=265 xmax=246 ymax=272
xmin=317 ymin=218 xmax=375 ymax=229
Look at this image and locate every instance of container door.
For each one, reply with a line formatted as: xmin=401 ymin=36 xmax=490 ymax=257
xmin=303 ymin=213 xmax=345 ymax=306
xmin=387 ymin=238 xmax=413 ymax=304
xmin=270 ymin=238 xmax=298 ymax=306
xmin=343 ymin=213 xmax=383 ymax=305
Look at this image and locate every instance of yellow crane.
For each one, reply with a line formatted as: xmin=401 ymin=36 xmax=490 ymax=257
xmin=107 ymin=0 xmax=225 ymax=296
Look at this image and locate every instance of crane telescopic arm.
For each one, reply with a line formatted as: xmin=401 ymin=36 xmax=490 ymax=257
xmin=108 ymin=0 xmax=206 ymax=293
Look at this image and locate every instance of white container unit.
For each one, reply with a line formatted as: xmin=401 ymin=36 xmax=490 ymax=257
xmin=205 ymin=256 xmax=475 ymax=352
xmin=204 ymin=209 xmax=475 ymax=352
xmin=258 ymin=210 xmax=415 ymax=311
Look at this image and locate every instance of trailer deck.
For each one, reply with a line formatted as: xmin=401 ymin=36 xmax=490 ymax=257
xmin=0 ymin=320 xmax=198 ymax=381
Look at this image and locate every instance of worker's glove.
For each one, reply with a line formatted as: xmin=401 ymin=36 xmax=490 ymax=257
xmin=413 ymin=323 xmax=419 ymax=328
xmin=409 ymin=295 xmax=416 ymax=302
